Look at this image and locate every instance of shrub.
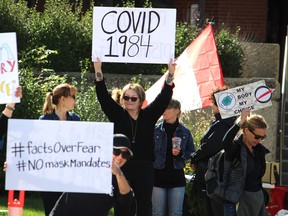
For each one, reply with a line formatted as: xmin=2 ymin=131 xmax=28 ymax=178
xmin=0 ymin=0 xmax=244 ymax=77
xmin=0 ymin=0 xmax=30 ymax=51
xmin=215 ymin=26 xmax=244 ymax=77
xmin=24 ymin=0 xmax=93 ymax=72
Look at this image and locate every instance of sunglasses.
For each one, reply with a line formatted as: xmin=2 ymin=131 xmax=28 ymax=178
xmin=123 ymin=95 xmax=138 ymax=102
xmin=248 ymin=128 xmax=266 ymax=140
xmin=113 ymin=148 xmax=131 ymax=160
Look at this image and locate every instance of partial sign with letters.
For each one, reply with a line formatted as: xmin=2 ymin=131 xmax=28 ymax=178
xmin=214 ymin=80 xmax=273 ymax=119
xmin=92 ymin=7 xmax=176 ymax=64
xmin=0 ymin=32 xmax=19 ymax=104
xmin=6 ymin=119 xmax=114 ymax=194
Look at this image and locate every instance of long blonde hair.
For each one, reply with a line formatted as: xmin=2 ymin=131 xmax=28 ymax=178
xmin=240 ymin=114 xmax=268 ymax=131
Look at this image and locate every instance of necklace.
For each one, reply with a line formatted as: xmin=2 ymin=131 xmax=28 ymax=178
xmin=129 ymin=115 xmax=138 ymax=144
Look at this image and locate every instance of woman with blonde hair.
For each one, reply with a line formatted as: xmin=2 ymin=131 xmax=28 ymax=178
xmin=93 ymin=59 xmax=176 ymax=216
xmin=39 ymin=83 xmax=80 ymax=215
xmin=218 ymin=109 xmax=269 ymax=216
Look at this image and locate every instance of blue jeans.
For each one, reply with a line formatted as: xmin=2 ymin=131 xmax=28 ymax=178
xmin=224 ymin=201 xmax=236 ymax=216
xmin=152 ymin=186 xmax=185 ymax=216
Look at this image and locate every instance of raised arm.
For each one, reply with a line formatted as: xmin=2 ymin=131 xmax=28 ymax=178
xmin=0 ymin=86 xmax=22 ymax=137
xmin=2 ymin=86 xmax=22 ymax=118
xmin=222 ymin=109 xmax=250 ymax=160
xmin=93 ymin=58 xmax=103 ymax=82
xmin=165 ymin=59 xmax=176 ymax=86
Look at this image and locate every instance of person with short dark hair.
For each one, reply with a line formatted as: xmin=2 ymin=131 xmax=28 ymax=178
xmin=152 ymin=99 xmax=195 ymax=216
xmin=190 ymin=86 xmax=237 ymax=216
xmin=49 ymin=134 xmax=135 ymax=216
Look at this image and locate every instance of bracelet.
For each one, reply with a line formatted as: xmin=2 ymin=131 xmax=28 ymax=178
xmin=6 ymin=105 xmax=15 ymax=111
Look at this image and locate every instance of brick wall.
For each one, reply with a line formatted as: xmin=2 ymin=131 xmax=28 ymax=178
xmin=175 ymin=0 xmax=268 ymax=42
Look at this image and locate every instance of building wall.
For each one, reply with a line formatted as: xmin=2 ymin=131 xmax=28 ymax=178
xmin=175 ymin=0 xmax=268 ymax=42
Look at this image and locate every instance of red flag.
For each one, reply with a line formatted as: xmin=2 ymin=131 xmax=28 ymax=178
xmin=145 ymin=24 xmax=224 ymax=111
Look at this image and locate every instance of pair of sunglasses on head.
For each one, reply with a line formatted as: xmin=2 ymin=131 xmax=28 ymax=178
xmin=113 ymin=148 xmax=131 ymax=160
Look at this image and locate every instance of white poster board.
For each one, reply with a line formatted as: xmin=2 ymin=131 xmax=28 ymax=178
xmin=92 ymin=7 xmax=176 ymax=64
xmin=6 ymin=119 xmax=114 ymax=194
xmin=0 ymin=32 xmax=20 ymax=104
xmin=214 ymin=80 xmax=273 ymax=119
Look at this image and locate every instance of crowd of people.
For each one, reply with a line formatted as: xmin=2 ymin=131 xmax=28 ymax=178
xmin=1 ymin=59 xmax=270 ymax=216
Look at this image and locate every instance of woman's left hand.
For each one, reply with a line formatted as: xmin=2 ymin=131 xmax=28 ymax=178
xmin=168 ymin=58 xmax=176 ymax=75
xmin=172 ymin=147 xmax=181 ymax=156
xmin=15 ymin=86 xmax=22 ymax=98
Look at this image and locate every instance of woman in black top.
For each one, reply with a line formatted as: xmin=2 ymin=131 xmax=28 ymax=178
xmin=93 ymin=59 xmax=175 ymax=216
xmin=220 ymin=109 xmax=269 ymax=216
xmin=49 ymin=134 xmax=135 ymax=216
xmin=190 ymin=86 xmax=236 ymax=216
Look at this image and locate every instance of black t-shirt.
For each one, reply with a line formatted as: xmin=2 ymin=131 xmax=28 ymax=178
xmin=154 ymin=121 xmax=186 ymax=188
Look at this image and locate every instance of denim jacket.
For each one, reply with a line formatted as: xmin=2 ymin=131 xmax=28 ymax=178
xmin=39 ymin=110 xmax=80 ymax=121
xmin=154 ymin=122 xmax=195 ymax=169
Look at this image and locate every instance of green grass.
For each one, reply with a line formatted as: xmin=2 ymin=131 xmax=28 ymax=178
xmin=0 ymin=193 xmax=45 ymax=216
xmin=0 ymin=192 xmax=114 ymax=215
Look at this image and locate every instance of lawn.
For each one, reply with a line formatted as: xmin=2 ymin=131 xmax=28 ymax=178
xmin=0 ymin=192 xmax=45 ymax=216
xmin=0 ymin=192 xmax=114 ymax=215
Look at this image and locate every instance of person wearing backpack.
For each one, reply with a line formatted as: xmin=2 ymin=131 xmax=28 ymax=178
xmin=218 ymin=109 xmax=269 ymax=216
xmin=190 ymin=86 xmax=236 ymax=216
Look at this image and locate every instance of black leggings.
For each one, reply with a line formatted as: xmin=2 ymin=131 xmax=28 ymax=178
xmin=122 ymin=161 xmax=154 ymax=216
xmin=40 ymin=191 xmax=63 ymax=216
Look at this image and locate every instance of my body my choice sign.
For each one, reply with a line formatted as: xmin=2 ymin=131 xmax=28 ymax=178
xmin=214 ymin=80 xmax=273 ymax=119
xmin=92 ymin=7 xmax=176 ymax=64
xmin=6 ymin=119 xmax=114 ymax=194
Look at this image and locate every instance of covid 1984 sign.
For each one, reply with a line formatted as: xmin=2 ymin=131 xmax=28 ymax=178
xmin=92 ymin=7 xmax=176 ymax=64
xmin=214 ymin=80 xmax=274 ymax=119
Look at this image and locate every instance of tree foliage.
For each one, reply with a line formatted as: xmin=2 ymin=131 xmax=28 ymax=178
xmin=0 ymin=0 xmax=244 ymax=77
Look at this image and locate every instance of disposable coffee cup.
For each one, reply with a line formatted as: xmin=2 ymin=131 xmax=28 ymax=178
xmin=172 ymin=137 xmax=181 ymax=149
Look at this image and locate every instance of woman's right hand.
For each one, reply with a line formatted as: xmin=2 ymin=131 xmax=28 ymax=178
xmin=93 ymin=58 xmax=103 ymax=81
xmin=240 ymin=108 xmax=250 ymax=125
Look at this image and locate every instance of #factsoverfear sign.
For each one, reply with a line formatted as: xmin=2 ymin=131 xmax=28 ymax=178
xmin=6 ymin=120 xmax=114 ymax=194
